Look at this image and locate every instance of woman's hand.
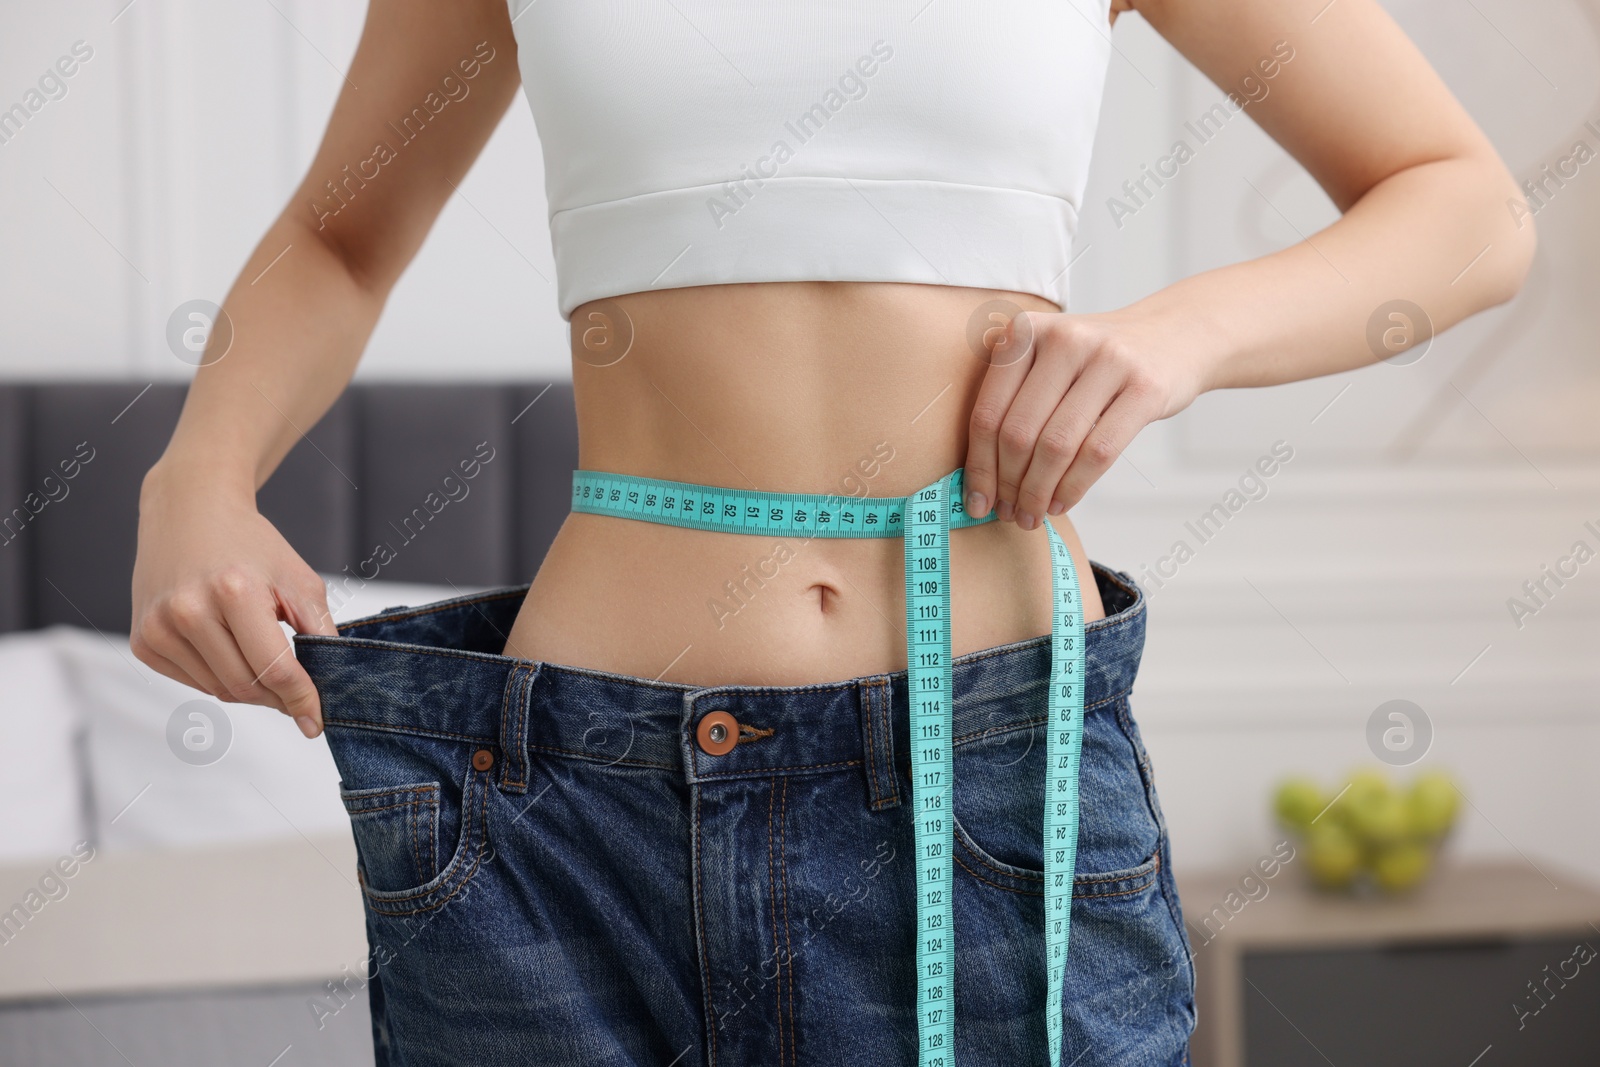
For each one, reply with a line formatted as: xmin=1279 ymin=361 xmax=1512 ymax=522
xmin=962 ymin=0 xmax=1537 ymax=530
xmin=961 ymin=309 xmax=1208 ymax=527
xmin=130 ymin=464 xmax=336 ymax=738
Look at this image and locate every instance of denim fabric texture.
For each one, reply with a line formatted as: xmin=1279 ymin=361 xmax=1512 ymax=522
xmin=295 ymin=560 xmax=1195 ymax=1067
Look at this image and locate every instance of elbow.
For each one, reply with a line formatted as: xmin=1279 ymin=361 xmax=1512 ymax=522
xmin=1477 ymin=162 xmax=1539 ymax=309
xmin=1487 ymin=212 xmax=1537 ymax=310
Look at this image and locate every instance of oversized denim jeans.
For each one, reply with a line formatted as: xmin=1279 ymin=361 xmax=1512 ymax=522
xmin=295 ymin=561 xmax=1196 ymax=1067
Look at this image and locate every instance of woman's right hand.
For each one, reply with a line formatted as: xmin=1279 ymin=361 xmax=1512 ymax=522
xmin=123 ymin=0 xmax=523 ymax=741
xmin=130 ymin=464 xmax=337 ymax=738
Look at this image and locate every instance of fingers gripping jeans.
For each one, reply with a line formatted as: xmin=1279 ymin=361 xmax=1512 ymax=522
xmin=294 ymin=561 xmax=1196 ymax=1067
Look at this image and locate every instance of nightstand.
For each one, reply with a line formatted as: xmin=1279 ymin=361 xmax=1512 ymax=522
xmin=1177 ymin=860 xmax=1600 ymax=1066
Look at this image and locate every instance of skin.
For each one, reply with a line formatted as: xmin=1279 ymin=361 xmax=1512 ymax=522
xmin=131 ymin=0 xmax=1535 ymax=738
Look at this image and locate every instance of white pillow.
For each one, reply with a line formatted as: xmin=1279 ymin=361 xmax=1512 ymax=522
xmin=52 ymin=625 xmax=343 ymax=854
xmin=56 ymin=580 xmax=482 ymax=854
xmin=0 ymin=630 xmax=87 ymax=863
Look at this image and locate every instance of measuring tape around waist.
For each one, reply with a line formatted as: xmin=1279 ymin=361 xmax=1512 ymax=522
xmin=570 ymin=467 xmax=1085 ymax=1067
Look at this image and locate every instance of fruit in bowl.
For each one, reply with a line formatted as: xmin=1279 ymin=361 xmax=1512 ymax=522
xmin=1272 ymin=768 xmax=1461 ymax=894
xmin=1304 ymin=821 xmax=1362 ymax=890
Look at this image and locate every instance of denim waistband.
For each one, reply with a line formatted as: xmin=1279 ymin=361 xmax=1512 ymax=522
xmin=294 ymin=561 xmax=1146 ymax=795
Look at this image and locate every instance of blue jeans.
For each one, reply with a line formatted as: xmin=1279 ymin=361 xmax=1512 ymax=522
xmin=296 ymin=560 xmax=1195 ymax=1067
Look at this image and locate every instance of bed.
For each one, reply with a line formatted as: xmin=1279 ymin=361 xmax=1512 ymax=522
xmin=0 ymin=380 xmax=577 ymax=1066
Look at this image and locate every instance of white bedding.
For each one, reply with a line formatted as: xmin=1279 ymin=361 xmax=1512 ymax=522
xmin=0 ymin=580 xmax=487 ymax=863
xmin=0 ymin=631 xmax=86 ymax=862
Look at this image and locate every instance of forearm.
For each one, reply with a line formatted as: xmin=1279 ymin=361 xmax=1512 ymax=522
xmin=1121 ymin=151 xmax=1535 ymax=397
xmin=144 ymin=217 xmax=385 ymax=499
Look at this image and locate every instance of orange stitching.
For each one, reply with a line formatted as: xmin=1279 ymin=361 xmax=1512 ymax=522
xmin=365 ymin=766 xmax=484 ymax=904
xmin=513 ymin=667 xmax=533 ymax=787
xmin=692 ymin=676 xmax=862 ymax=697
xmin=861 ymin=684 xmax=880 ymax=808
xmin=526 ymin=740 xmax=674 ymax=769
xmin=1071 ymin=850 xmax=1162 ymax=897
xmin=955 ymin=830 xmax=1044 ymax=884
xmin=953 ymin=853 xmax=1040 ymax=896
xmin=954 ymin=819 xmax=1163 ymax=894
xmin=937 ymin=569 xmax=1141 ymax=669
xmin=342 ymin=796 xmax=434 ymax=817
xmin=1075 ymin=876 xmax=1159 ymax=900
xmin=697 ymin=758 xmax=861 ymax=779
xmin=766 ymin=776 xmax=782 ymax=1058
xmin=345 ymin=793 xmax=435 ymax=885
xmin=780 ymin=777 xmax=795 ymax=1067
xmin=315 ymin=564 xmax=1142 ymax=703
xmin=342 ymin=783 xmax=439 ymax=803
xmin=1074 ymin=853 xmax=1161 ymax=886
xmin=411 ymin=794 xmax=425 ymax=885
xmin=497 ymin=672 xmax=518 ymax=789
xmin=950 ymin=686 xmax=1127 ymax=749
xmin=879 ymin=682 xmax=900 ymax=807
xmin=365 ymin=768 xmax=492 ymax=916
xmin=952 ymin=851 xmax=1160 ymax=900
xmin=425 ymin=801 xmax=439 ymax=883
xmin=956 ymin=641 xmax=1049 ymax=667
xmin=364 ymin=772 xmax=484 ymax=910
xmin=696 ymin=790 xmax=719 ymax=1065
xmin=325 ymin=718 xmax=497 ymax=745
xmin=953 ymin=717 xmax=1049 ymax=747
xmin=304 ymin=641 xmax=528 ymax=670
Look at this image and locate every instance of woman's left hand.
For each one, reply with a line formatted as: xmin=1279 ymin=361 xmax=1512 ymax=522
xmin=961 ymin=310 xmax=1208 ymax=527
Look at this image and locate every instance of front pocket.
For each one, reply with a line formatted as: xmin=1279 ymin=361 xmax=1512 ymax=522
xmin=340 ymin=782 xmax=442 ymax=893
xmin=323 ymin=724 xmax=498 ymax=918
xmin=346 ymin=757 xmax=495 ymax=917
xmin=951 ymin=693 xmax=1163 ymax=896
xmin=952 ymin=811 xmax=1162 ymax=899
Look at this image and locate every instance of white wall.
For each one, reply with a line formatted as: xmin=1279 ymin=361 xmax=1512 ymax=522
xmin=1 ymin=1 xmax=1596 ymax=885
xmin=1073 ymin=3 xmax=1600 ymax=889
xmin=0 ymin=0 xmax=567 ymax=380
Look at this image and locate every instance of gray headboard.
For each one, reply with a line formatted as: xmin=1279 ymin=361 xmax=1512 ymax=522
xmin=0 ymin=381 xmax=578 ymax=635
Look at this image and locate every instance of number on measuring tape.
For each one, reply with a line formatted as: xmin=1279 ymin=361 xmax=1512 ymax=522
xmin=570 ymin=468 xmax=1086 ymax=1067
xmin=1041 ymin=519 xmax=1084 ymax=1067
xmin=904 ymin=476 xmax=955 ymax=1065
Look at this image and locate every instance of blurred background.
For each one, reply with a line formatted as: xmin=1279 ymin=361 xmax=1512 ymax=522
xmin=0 ymin=0 xmax=1596 ymax=1064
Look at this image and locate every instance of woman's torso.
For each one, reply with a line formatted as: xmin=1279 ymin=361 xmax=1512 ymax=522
xmin=503 ymin=282 xmax=1107 ymax=685
xmin=500 ymin=2 xmax=1117 ymax=681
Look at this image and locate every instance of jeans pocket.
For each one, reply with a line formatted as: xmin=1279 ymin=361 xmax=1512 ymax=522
xmin=951 ymin=694 xmax=1165 ymax=899
xmin=1076 ymin=694 xmax=1163 ymax=879
xmin=326 ymin=726 xmax=495 ymax=917
xmin=1071 ymin=845 xmax=1161 ymax=901
xmin=951 ymin=717 xmax=1048 ymax=894
xmin=341 ymin=782 xmax=442 ymax=893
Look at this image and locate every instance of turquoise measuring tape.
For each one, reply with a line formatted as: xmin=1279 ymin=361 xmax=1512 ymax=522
xmin=571 ymin=467 xmax=1085 ymax=1067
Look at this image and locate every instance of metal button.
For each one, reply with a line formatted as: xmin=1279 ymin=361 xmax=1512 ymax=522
xmin=697 ymin=710 xmax=739 ymax=756
xmin=472 ymin=748 xmax=495 ymax=772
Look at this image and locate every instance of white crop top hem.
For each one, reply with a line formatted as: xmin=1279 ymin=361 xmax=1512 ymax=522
xmin=508 ymin=2 xmax=1114 ymax=324
xmin=555 ymin=177 xmax=1077 ymax=321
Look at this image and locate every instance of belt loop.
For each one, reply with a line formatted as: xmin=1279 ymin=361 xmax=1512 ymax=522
xmin=498 ymin=663 xmax=538 ymax=795
xmin=857 ymin=678 xmax=900 ymax=810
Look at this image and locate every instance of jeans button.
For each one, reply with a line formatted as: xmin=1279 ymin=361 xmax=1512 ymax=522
xmin=697 ymin=710 xmax=739 ymax=756
xmin=472 ymin=748 xmax=495 ymax=772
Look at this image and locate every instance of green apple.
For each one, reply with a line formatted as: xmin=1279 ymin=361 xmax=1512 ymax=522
xmin=1372 ymin=841 xmax=1433 ymax=892
xmin=1342 ymin=767 xmax=1393 ymax=810
xmin=1406 ymin=771 xmax=1460 ymax=838
xmin=1347 ymin=791 xmax=1409 ymax=846
xmin=1306 ymin=822 xmax=1362 ymax=890
xmin=1274 ymin=778 xmax=1326 ymax=831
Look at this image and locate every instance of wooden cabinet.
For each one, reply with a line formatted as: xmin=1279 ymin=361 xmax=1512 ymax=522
xmin=1178 ymin=861 xmax=1600 ymax=1067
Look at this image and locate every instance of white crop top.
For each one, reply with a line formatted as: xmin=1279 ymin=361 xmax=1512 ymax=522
xmin=507 ymin=3 xmax=1115 ymax=321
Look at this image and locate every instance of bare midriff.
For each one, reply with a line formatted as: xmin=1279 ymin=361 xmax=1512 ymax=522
xmin=501 ymin=281 xmax=1107 ymax=686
